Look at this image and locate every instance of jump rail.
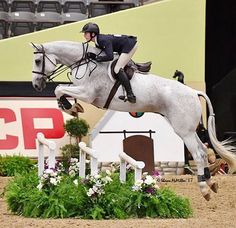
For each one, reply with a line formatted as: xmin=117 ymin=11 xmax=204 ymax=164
xmin=37 ymin=132 xmax=56 ymax=177
xmin=79 ymin=142 xmax=145 ymax=182
xmin=36 ymin=135 xmax=145 ymax=182
xmin=78 ymin=142 xmax=98 ymax=178
xmin=119 ymin=151 xmax=145 ymax=183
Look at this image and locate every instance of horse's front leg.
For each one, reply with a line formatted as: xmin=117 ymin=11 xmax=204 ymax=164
xmin=54 ymin=84 xmax=73 ymax=111
xmin=55 ymin=85 xmax=84 ymax=116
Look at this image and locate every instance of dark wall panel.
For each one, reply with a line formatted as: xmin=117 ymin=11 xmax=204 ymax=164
xmin=206 ymin=0 xmax=236 ymax=138
xmin=0 ymin=81 xmax=68 ymax=97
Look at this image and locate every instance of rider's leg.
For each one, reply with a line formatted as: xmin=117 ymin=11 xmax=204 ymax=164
xmin=114 ymin=44 xmax=138 ymax=72
xmin=116 ymin=69 xmax=136 ymax=103
xmin=114 ymin=44 xmax=137 ymax=103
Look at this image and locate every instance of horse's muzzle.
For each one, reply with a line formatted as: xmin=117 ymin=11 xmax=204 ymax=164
xmin=34 ymin=83 xmax=42 ymax=92
xmin=33 ymin=78 xmax=46 ymax=92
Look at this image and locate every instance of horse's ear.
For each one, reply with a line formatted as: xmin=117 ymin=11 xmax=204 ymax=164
xmin=30 ymin=42 xmax=40 ymax=51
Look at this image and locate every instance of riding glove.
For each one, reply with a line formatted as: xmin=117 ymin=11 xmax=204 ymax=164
xmin=86 ymin=52 xmax=97 ymax=60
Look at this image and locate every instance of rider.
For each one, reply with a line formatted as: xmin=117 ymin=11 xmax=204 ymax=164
xmin=81 ymin=22 xmax=137 ymax=103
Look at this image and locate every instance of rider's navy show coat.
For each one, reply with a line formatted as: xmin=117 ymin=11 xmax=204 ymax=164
xmin=95 ymin=34 xmax=137 ymax=62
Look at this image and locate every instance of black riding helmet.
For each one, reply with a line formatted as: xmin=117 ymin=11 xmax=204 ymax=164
xmin=81 ymin=23 xmax=100 ymax=35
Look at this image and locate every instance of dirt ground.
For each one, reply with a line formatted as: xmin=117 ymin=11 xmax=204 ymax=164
xmin=0 ymin=175 xmax=236 ymax=228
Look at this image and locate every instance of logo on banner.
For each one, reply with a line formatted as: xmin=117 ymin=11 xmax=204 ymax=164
xmin=0 ymin=108 xmax=65 ymax=150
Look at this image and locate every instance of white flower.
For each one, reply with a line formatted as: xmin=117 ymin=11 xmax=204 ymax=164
xmin=105 ymin=176 xmax=112 ymax=183
xmin=37 ymin=182 xmax=43 ymax=191
xmin=92 ymin=185 xmax=98 ymax=192
xmin=70 ymin=158 xmax=78 ymax=163
xmin=132 ymin=185 xmax=141 ymax=191
xmin=45 ymin=169 xmax=54 ymax=174
xmin=95 ymin=180 xmax=102 ymax=187
xmin=73 ymin=179 xmax=78 ymax=186
xmin=143 ymin=172 xmax=148 ymax=176
xmin=97 ymin=189 xmax=104 ymax=195
xmin=135 ymin=179 xmax=143 ymax=187
xmin=69 ymin=170 xmax=76 ymax=177
xmin=57 ymin=176 xmax=62 ymax=181
xmin=87 ymin=188 xmax=94 ymax=197
xmin=154 ymin=184 xmax=160 ymax=189
xmin=50 ymin=177 xmax=58 ymax=185
xmin=40 ymin=176 xmax=46 ymax=182
xmin=105 ymin=170 xmax=111 ymax=176
xmin=51 ymin=171 xmax=58 ymax=177
xmin=94 ymin=174 xmax=101 ymax=179
xmin=43 ymin=173 xmax=48 ymax=179
xmin=144 ymin=175 xmax=155 ymax=185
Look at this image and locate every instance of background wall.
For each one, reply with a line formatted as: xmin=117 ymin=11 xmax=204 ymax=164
xmin=0 ymin=0 xmax=206 ymax=85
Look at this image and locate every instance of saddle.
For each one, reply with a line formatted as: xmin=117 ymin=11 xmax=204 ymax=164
xmin=110 ymin=59 xmax=152 ymax=80
xmin=104 ymin=59 xmax=152 ymax=109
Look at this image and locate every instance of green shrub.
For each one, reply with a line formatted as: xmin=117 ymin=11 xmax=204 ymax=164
xmin=5 ymin=172 xmax=88 ymax=218
xmin=126 ymin=187 xmax=192 ymax=218
xmin=4 ymin=170 xmax=192 ymax=219
xmin=0 ymin=155 xmax=35 ymax=176
xmin=64 ymin=118 xmax=90 ymax=141
xmin=61 ymin=144 xmax=80 ymax=160
xmin=60 ymin=144 xmax=80 ymax=171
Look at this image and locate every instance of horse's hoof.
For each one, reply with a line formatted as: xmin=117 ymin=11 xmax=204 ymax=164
xmin=210 ymin=182 xmax=219 ymax=193
xmin=71 ymin=111 xmax=78 ymax=117
xmin=74 ymin=103 xmax=84 ymax=113
xmin=203 ymin=192 xmax=211 ymax=201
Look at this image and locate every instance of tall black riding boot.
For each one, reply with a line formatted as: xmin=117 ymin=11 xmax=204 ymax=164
xmin=117 ymin=68 xmax=136 ymax=103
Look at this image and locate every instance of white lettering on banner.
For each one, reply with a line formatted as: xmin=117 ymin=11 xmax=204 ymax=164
xmin=34 ymin=118 xmax=54 ymax=129
xmin=0 ymin=119 xmax=6 ymax=139
xmin=0 ymin=98 xmax=71 ymax=157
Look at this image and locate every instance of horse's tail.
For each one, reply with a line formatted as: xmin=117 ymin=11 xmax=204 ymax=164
xmin=197 ymin=91 xmax=236 ymax=174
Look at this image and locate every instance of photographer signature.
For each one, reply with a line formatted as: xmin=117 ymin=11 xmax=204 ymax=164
xmin=159 ymin=177 xmax=194 ymax=183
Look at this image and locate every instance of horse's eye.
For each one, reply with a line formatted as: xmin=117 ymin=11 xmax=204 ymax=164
xmin=35 ymin=59 xmax=41 ymax=66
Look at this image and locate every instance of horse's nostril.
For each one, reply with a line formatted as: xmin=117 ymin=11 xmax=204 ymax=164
xmin=35 ymin=84 xmax=38 ymax=89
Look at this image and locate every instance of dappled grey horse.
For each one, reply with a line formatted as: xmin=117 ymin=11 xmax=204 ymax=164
xmin=31 ymin=41 xmax=236 ymax=200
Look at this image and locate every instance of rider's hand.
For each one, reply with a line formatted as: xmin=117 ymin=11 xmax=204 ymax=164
xmin=86 ymin=52 xmax=97 ymax=60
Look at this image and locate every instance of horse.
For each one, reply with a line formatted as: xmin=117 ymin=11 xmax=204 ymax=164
xmin=31 ymin=41 xmax=236 ymax=200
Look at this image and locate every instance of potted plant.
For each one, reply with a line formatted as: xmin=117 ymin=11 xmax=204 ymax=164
xmin=61 ymin=117 xmax=90 ymax=168
xmin=64 ymin=117 xmax=90 ymax=143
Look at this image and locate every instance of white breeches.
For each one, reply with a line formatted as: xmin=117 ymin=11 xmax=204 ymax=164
xmin=114 ymin=43 xmax=138 ymax=74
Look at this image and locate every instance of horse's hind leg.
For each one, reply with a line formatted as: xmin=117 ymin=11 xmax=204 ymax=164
xmin=195 ymin=135 xmax=219 ymax=193
xmin=183 ymin=133 xmax=212 ymax=200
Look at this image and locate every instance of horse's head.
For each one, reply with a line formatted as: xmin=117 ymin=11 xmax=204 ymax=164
xmin=31 ymin=43 xmax=57 ymax=92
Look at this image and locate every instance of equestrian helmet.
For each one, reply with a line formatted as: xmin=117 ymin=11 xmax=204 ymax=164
xmin=81 ymin=23 xmax=100 ymax=35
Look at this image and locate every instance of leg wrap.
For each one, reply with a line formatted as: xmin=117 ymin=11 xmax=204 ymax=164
xmin=197 ymin=175 xmax=206 ymax=182
xmin=198 ymin=167 xmax=211 ymax=182
xmin=204 ymin=167 xmax=211 ymax=179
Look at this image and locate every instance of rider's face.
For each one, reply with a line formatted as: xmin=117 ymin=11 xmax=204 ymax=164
xmin=84 ymin=32 xmax=91 ymax=41
xmin=84 ymin=32 xmax=95 ymax=42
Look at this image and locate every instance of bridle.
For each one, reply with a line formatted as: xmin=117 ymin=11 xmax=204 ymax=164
xmin=32 ymin=42 xmax=100 ymax=82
